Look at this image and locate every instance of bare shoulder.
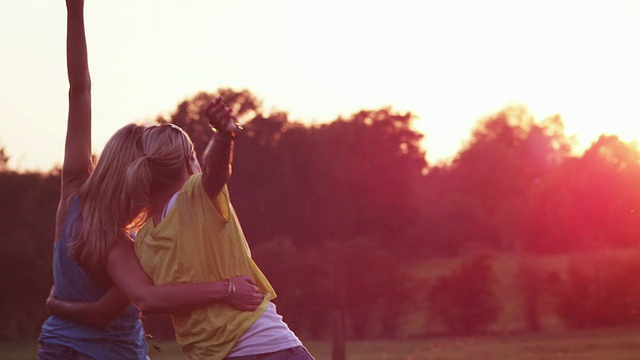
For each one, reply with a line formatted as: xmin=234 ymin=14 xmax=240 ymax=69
xmin=109 ymin=234 xmax=137 ymax=259
xmin=104 ymin=234 xmax=138 ymax=274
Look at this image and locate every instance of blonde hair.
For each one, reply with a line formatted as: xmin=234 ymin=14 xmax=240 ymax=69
xmin=125 ymin=123 xmax=195 ymax=228
xmin=70 ymin=122 xmax=194 ymax=281
xmin=70 ymin=123 xmax=145 ymax=280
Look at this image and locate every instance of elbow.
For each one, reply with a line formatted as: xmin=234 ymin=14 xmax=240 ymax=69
xmin=133 ymin=295 xmax=162 ymax=315
xmin=203 ymin=178 xmax=227 ymax=201
xmin=136 ymin=300 xmax=152 ymax=314
xmin=137 ymin=302 xmax=162 ymax=315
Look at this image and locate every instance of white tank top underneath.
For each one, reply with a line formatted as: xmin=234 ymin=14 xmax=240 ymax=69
xmin=162 ymin=192 xmax=301 ymax=357
xmin=226 ymin=302 xmax=301 ymax=357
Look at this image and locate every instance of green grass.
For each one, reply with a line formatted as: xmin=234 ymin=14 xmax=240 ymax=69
xmin=8 ymin=327 xmax=640 ymax=360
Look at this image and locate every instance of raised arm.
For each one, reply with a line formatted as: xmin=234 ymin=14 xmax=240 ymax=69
xmin=56 ymin=0 xmax=93 ymax=240
xmin=201 ymin=97 xmax=243 ymax=201
xmin=63 ymin=0 xmax=92 ymax=188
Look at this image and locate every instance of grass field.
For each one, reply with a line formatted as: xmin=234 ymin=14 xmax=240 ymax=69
xmin=8 ymin=251 xmax=640 ymax=359
xmin=6 ymin=326 xmax=640 ymax=360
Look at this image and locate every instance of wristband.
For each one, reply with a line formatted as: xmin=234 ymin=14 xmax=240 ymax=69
xmin=213 ymin=129 xmax=236 ymax=141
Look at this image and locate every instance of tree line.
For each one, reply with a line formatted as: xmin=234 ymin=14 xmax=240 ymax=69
xmin=1 ymin=88 xmax=639 ymax=341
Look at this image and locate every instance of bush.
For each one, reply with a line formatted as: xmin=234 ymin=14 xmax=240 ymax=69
xmin=553 ymin=253 xmax=640 ymax=329
xmin=427 ymin=254 xmax=501 ymax=335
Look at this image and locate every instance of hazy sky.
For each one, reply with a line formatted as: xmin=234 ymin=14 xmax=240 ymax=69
xmin=1 ymin=0 xmax=639 ymax=171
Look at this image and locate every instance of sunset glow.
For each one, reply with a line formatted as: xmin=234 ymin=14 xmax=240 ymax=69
xmin=1 ymin=0 xmax=639 ymax=170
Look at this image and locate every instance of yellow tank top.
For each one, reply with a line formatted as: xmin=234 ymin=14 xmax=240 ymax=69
xmin=135 ymin=174 xmax=276 ymax=359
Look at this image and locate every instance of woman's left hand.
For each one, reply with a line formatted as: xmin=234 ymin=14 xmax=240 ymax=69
xmin=45 ymin=286 xmax=58 ymax=314
xmin=204 ymin=96 xmax=242 ymax=135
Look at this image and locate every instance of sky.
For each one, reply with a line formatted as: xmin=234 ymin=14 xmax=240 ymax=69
xmin=1 ymin=0 xmax=639 ymax=171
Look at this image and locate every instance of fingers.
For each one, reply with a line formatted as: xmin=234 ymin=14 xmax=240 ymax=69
xmin=206 ymin=111 xmax=231 ymax=130
xmin=228 ymin=293 xmax=263 ymax=311
xmin=238 ymin=294 xmax=264 ymax=311
xmin=48 ymin=285 xmax=57 ymax=299
xmin=234 ymin=293 xmax=263 ymax=311
xmin=235 ymin=279 xmax=259 ymax=294
xmin=231 ymin=275 xmax=257 ymax=289
xmin=207 ymin=103 xmax=231 ymax=118
xmin=204 ymin=96 xmax=238 ymax=133
xmin=205 ymin=97 xmax=230 ymax=119
xmin=226 ymin=275 xmax=264 ymax=311
xmin=237 ymin=275 xmax=257 ymax=285
xmin=203 ymin=97 xmax=243 ymax=137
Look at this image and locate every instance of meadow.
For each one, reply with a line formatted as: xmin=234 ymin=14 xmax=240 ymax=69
xmin=7 ymin=251 xmax=640 ymax=359
xmin=5 ymin=326 xmax=640 ymax=360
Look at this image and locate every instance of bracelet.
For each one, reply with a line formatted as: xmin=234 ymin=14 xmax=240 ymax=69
xmin=213 ymin=129 xmax=236 ymax=141
xmin=224 ymin=279 xmax=235 ymax=300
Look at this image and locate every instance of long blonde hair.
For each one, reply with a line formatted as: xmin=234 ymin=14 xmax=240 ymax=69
xmin=70 ymin=122 xmax=195 ymax=281
xmin=70 ymin=123 xmax=145 ymax=281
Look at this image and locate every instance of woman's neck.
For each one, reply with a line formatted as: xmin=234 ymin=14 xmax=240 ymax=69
xmin=151 ymin=175 xmax=189 ymax=225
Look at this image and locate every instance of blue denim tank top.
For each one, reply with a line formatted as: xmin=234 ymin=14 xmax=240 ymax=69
xmin=39 ymin=197 xmax=147 ymax=360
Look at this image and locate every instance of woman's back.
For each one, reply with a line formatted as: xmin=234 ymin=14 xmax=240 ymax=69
xmin=39 ymin=197 xmax=146 ymax=360
xmin=135 ymin=175 xmax=275 ymax=359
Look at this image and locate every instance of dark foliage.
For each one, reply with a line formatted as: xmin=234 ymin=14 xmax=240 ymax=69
xmin=553 ymin=254 xmax=640 ymax=329
xmin=0 ymin=171 xmax=59 ymax=340
xmin=427 ymin=254 xmax=501 ymax=335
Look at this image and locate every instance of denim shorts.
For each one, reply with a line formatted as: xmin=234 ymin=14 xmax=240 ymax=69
xmin=225 ymin=346 xmax=315 ymax=360
xmin=38 ymin=342 xmax=96 ymax=360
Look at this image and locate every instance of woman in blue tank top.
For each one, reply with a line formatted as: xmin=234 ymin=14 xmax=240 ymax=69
xmin=38 ymin=2 xmax=264 ymax=359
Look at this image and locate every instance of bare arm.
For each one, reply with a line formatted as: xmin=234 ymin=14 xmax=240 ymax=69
xmin=62 ymin=0 xmax=92 ymax=190
xmin=47 ymin=238 xmax=264 ymax=324
xmin=201 ymin=97 xmax=242 ymax=201
xmin=56 ymin=0 xmax=93 ymax=240
xmin=46 ymin=286 xmax=130 ymax=327
xmin=105 ymin=238 xmax=263 ymax=314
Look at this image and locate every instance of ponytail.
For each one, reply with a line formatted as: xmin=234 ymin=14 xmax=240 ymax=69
xmin=70 ymin=122 xmax=194 ymax=280
xmin=124 ymin=154 xmax=154 ymax=229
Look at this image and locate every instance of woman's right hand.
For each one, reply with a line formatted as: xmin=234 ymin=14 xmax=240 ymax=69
xmin=224 ymin=275 xmax=264 ymax=311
